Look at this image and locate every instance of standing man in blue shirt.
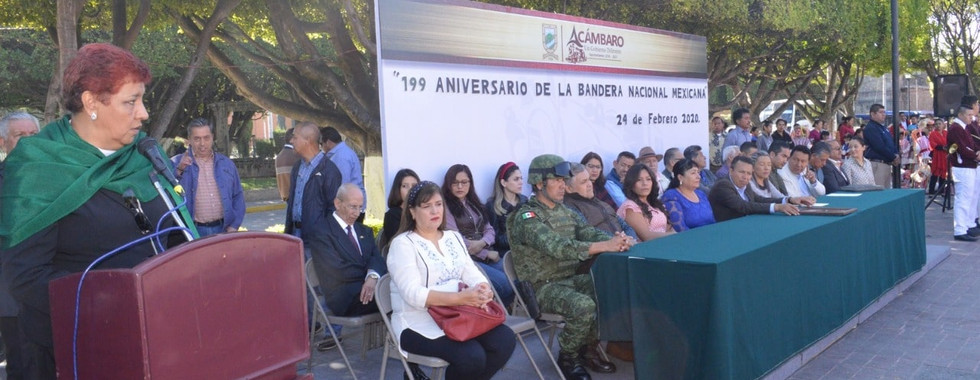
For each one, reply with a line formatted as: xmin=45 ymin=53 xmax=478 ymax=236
xmin=173 ymin=118 xmax=246 ymax=236
xmin=320 ymin=127 xmax=364 ymax=202
xmin=863 ymin=104 xmax=900 ymax=188
xmin=723 ymin=107 xmax=754 ymax=150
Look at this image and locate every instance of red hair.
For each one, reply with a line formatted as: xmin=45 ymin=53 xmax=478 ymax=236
xmin=61 ymin=43 xmax=151 ymax=113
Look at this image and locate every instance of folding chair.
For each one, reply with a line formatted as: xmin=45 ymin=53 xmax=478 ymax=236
xmin=475 ymin=260 xmax=564 ymax=380
xmin=502 ymin=253 xmax=566 ymax=347
xmin=375 ymin=274 xmax=449 ymax=380
xmin=504 ymin=254 xmax=613 ymax=365
xmin=304 ymin=260 xmax=385 ymax=377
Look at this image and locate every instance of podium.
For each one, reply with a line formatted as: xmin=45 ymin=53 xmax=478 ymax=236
xmin=49 ymin=232 xmax=312 ymax=380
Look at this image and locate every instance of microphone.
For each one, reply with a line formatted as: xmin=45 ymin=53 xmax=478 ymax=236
xmin=137 ymin=137 xmax=183 ymax=194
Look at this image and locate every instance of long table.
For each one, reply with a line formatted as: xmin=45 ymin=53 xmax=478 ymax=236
xmin=593 ymin=189 xmax=926 ymax=379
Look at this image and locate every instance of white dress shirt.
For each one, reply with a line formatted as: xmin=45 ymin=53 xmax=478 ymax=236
xmin=778 ymin=165 xmax=826 ymax=197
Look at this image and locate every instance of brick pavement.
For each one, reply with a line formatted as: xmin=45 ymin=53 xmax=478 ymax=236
xmin=790 ymin=194 xmax=980 ymax=379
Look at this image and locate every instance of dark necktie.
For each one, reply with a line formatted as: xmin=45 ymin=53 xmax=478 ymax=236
xmin=347 ymin=225 xmax=362 ymax=256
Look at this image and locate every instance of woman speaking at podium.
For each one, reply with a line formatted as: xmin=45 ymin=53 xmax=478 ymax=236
xmin=0 ymin=43 xmax=189 ymax=379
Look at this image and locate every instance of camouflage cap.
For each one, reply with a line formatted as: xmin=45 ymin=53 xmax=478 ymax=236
xmin=527 ymin=154 xmax=571 ymax=185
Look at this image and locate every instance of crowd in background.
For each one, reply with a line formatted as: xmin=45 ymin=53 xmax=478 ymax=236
xmin=0 ymin=42 xmax=966 ymax=380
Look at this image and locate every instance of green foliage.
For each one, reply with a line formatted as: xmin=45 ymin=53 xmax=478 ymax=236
xmin=240 ymin=176 xmax=276 ymax=191
xmin=272 ymin=129 xmax=287 ymax=149
xmin=0 ymin=26 xmax=246 ymax=138
xmin=253 ymin=139 xmax=277 ymax=159
xmin=0 ymin=29 xmax=57 ymax=111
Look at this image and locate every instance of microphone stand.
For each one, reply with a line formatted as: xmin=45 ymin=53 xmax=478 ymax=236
xmin=149 ymin=172 xmax=195 ymax=242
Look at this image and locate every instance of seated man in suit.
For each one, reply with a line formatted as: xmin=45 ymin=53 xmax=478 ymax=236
xmin=778 ymin=145 xmax=827 ymax=197
xmin=309 ymin=183 xmax=387 ymax=349
xmin=820 ymin=140 xmax=850 ymax=194
xmin=709 ymin=156 xmax=812 ymax=222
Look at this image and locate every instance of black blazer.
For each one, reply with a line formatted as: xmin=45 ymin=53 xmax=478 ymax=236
xmin=309 ymin=215 xmax=387 ymax=314
xmin=708 ymin=177 xmax=784 ymax=222
xmin=284 ymin=155 xmax=342 ymax=241
xmin=821 ymin=163 xmax=850 ymax=194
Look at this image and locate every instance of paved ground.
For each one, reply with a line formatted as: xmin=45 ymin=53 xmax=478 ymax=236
xmin=0 ymin=192 xmax=970 ymax=379
xmin=789 ymin=193 xmax=980 ymax=380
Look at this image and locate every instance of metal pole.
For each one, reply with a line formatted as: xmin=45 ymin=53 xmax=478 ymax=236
xmin=891 ymin=0 xmax=901 ymax=188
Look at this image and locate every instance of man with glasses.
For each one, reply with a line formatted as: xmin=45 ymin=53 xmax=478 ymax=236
xmin=308 ymin=183 xmax=386 ymax=349
xmin=173 ymin=118 xmax=246 ymax=236
xmin=508 ymin=154 xmax=634 ymax=380
xmin=821 ymin=140 xmax=850 ymax=194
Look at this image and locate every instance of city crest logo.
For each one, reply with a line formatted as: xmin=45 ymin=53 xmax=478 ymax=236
xmin=565 ymin=26 xmax=587 ymax=64
xmin=542 ymin=24 xmax=559 ymax=61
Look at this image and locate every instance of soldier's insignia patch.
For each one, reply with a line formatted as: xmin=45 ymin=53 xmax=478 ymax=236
xmin=521 ymin=211 xmax=537 ymax=219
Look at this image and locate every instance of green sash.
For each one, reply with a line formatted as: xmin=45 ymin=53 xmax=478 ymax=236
xmin=1 ymin=115 xmax=193 ymax=248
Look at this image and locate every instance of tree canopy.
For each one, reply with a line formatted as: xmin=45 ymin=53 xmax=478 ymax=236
xmin=0 ymin=0 xmax=950 ymax=142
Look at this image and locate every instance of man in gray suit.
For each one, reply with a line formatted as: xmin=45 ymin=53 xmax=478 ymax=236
xmin=709 ymin=156 xmax=813 ymax=222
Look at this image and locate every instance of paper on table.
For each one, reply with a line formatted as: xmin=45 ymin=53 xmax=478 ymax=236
xmin=826 ymin=193 xmax=861 ymax=197
xmin=811 ymin=203 xmax=829 ymax=207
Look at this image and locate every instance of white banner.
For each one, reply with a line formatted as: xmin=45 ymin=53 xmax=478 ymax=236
xmin=377 ymin=0 xmax=708 ymax=197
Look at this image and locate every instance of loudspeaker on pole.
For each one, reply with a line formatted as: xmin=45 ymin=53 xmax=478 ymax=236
xmin=934 ymin=75 xmax=971 ymax=118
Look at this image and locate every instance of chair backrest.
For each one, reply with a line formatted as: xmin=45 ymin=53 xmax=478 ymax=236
xmin=375 ymin=274 xmax=393 ymax=316
xmin=502 ymin=253 xmax=519 ymax=285
xmin=375 ymin=227 xmax=385 ymax=251
xmin=305 ymin=260 xmax=320 ymax=288
xmin=502 ymin=254 xmax=534 ymax=318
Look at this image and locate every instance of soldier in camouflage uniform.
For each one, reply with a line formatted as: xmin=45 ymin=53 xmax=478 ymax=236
xmin=506 ymin=154 xmax=634 ymax=380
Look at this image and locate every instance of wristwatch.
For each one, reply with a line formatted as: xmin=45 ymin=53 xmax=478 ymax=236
xmin=367 ymin=272 xmax=380 ymax=280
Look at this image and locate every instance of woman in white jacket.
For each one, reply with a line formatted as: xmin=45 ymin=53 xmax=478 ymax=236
xmin=387 ymin=181 xmax=516 ymax=380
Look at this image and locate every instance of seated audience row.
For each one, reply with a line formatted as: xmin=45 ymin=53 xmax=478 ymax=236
xmin=376 ymin=144 xmax=831 ymax=379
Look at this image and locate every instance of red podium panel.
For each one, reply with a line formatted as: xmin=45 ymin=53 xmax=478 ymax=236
xmin=50 ymin=232 xmax=311 ymax=380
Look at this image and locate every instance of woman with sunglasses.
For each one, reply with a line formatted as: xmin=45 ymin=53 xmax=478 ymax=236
xmin=0 ymin=43 xmax=190 ymax=378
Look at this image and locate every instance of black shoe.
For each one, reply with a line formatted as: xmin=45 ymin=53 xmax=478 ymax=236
xmin=403 ymin=363 xmax=430 ymax=380
xmin=558 ymin=352 xmax=592 ymax=380
xmin=968 ymin=227 xmax=980 ymax=237
xmin=315 ymin=336 xmax=341 ymax=351
xmin=580 ymin=344 xmax=616 ymax=373
xmin=954 ymin=234 xmax=978 ymax=242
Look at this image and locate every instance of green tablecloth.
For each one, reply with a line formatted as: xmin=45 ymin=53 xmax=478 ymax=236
xmin=593 ymin=189 xmax=926 ymax=379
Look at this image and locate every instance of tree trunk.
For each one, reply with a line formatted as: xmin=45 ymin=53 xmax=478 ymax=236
xmin=43 ymin=57 xmax=61 ymax=124
xmin=49 ymin=0 xmax=82 ymax=122
xmin=111 ymin=0 xmax=151 ymax=50
xmin=150 ymin=0 xmax=243 ymax=139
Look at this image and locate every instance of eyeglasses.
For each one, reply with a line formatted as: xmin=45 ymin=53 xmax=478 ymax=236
xmin=451 ymin=180 xmax=471 ymax=187
xmin=342 ymin=204 xmax=365 ymax=213
xmin=124 ymin=193 xmax=151 ymax=235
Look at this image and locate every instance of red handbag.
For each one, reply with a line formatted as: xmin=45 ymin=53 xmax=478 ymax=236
xmin=427 ymin=283 xmax=506 ymax=341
